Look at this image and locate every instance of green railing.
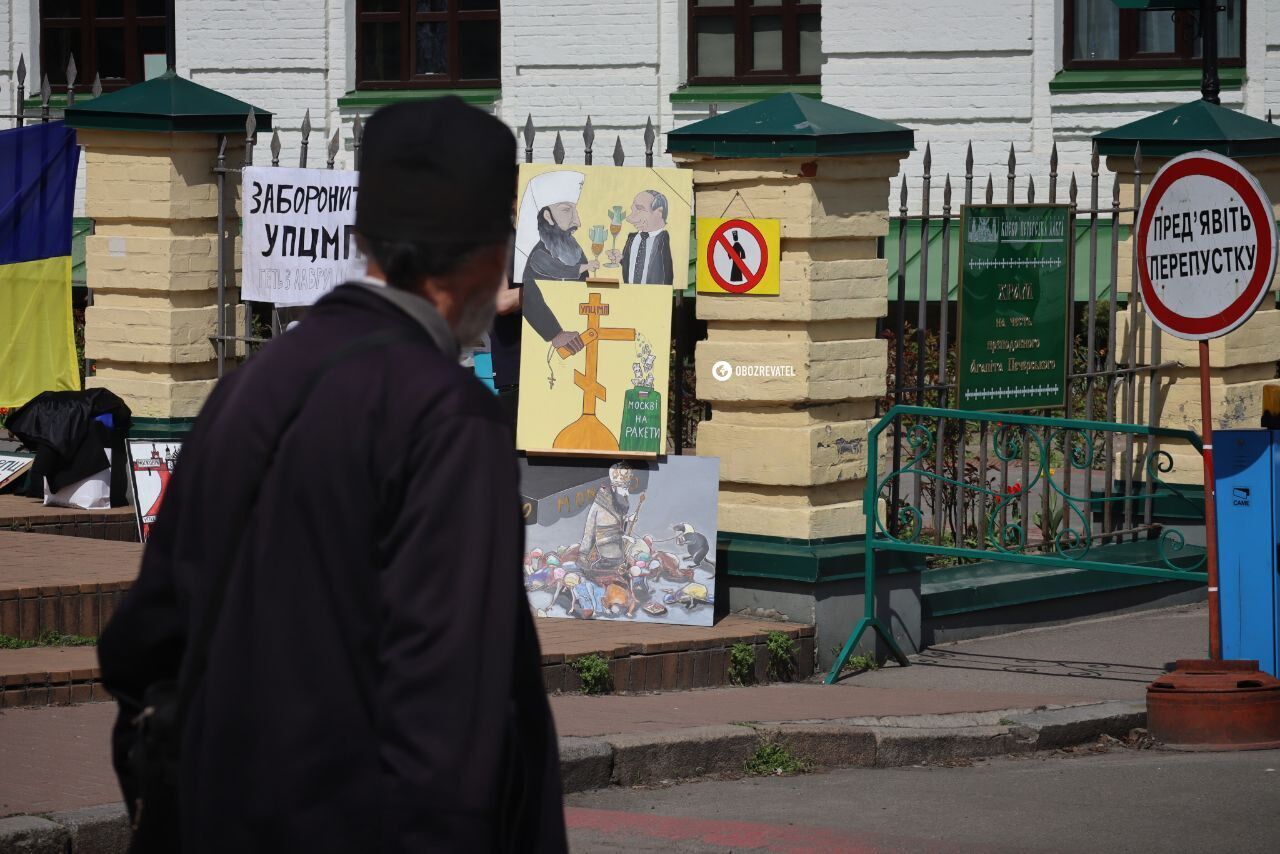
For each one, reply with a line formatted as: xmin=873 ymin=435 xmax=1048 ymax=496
xmin=826 ymin=405 xmax=1208 ymax=683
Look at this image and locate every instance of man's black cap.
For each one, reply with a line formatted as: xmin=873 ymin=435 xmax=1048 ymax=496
xmin=355 ymin=97 xmax=516 ymax=245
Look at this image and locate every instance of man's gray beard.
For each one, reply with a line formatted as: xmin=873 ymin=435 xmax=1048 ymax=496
xmin=541 ymin=223 xmax=585 ymax=267
xmin=454 ymin=288 xmax=498 ymax=347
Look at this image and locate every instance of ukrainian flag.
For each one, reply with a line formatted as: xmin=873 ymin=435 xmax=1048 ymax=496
xmin=0 ymin=121 xmax=81 ymax=409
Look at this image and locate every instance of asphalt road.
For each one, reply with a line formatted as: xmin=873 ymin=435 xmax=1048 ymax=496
xmin=566 ymin=746 xmax=1280 ymax=853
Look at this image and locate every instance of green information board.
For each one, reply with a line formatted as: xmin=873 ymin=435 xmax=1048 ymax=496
xmin=957 ymin=205 xmax=1071 ymax=412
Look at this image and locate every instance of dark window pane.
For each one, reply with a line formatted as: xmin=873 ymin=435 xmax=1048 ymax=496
xmin=1137 ymin=11 xmax=1175 ymax=54
xmin=95 ymin=0 xmax=124 ymax=17
xmin=458 ymin=0 xmax=498 ymax=9
xmin=136 ymin=0 xmax=166 ymax=16
xmin=1072 ymin=0 xmax=1119 ymax=61
xmin=361 ymin=21 xmax=401 ymax=81
xmin=42 ymin=27 xmax=82 ymax=84
xmin=41 ymin=1 xmax=81 ymax=18
xmin=752 ymin=0 xmax=782 ymax=5
xmin=415 ymin=21 xmax=447 ymax=75
xmin=96 ymin=26 xmax=126 ymax=78
xmin=695 ymin=16 xmax=735 ymax=77
xmin=362 ymin=0 xmax=401 ymax=12
xmin=1194 ymin=0 xmax=1243 ymax=59
xmin=696 ymin=0 xmax=735 ymax=6
xmin=458 ymin=19 xmax=499 ymax=79
xmin=751 ymin=15 xmax=782 ymax=71
xmin=799 ymin=13 xmax=821 ymax=76
xmin=417 ymin=0 xmax=447 ymax=12
xmin=138 ymin=24 xmax=166 ymax=54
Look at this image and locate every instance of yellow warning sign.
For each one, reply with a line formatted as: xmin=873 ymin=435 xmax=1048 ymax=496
xmin=695 ymin=217 xmax=781 ymax=295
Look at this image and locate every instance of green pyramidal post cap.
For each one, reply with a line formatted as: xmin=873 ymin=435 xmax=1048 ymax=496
xmin=667 ymin=93 xmax=914 ymax=159
xmin=1094 ymin=100 xmax=1280 ymax=159
xmin=65 ymin=71 xmax=272 ymax=134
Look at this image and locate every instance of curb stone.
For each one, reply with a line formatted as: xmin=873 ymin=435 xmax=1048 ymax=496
xmin=558 ymin=700 xmax=1149 ymax=789
xmin=558 ymin=736 xmax=613 ymax=793
xmin=870 ymin=725 xmax=1031 ymax=768
xmin=0 ymin=815 xmax=67 ymax=854
xmin=603 ymin=724 xmax=759 ymax=787
xmin=759 ymin=722 xmax=876 ymax=767
xmin=43 ymin=804 xmax=131 ymax=854
xmin=1006 ymin=701 xmax=1146 ymax=750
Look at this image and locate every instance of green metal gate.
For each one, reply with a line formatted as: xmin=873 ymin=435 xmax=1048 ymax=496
xmin=826 ymin=405 xmax=1208 ymax=683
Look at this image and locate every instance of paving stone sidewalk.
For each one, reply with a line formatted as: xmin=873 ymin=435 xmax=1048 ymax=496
xmin=0 ymin=603 xmax=1204 ymax=820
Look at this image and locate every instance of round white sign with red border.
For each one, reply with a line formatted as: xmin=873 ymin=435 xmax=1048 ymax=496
xmin=706 ymin=219 xmax=769 ymax=294
xmin=1137 ymin=151 xmax=1278 ymax=341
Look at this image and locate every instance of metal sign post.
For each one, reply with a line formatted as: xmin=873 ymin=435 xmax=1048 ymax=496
xmin=1137 ymin=150 xmax=1278 ymax=660
xmin=1197 ymin=338 xmax=1222 ymax=658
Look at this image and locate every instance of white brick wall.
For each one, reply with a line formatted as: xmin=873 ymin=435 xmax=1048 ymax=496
xmin=0 ymin=1 xmax=11 ymax=119
xmin=495 ymin=0 xmax=670 ymax=164
xmin=176 ymin=0 xmax=336 ymax=168
xmin=4 ymin=0 xmax=1280 ymax=209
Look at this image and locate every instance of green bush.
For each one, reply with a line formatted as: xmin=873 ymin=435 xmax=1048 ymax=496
xmin=570 ymin=653 xmax=613 ymax=695
xmin=765 ymin=631 xmax=797 ymax=681
xmin=728 ymin=642 xmax=755 ymax=686
xmin=745 ymin=740 xmax=812 ymax=776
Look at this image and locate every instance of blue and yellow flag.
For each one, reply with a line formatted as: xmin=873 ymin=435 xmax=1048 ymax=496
xmin=0 ymin=121 xmax=81 ymax=409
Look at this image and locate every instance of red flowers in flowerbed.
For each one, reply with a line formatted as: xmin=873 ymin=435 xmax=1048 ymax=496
xmin=1005 ymin=483 xmax=1023 ymax=495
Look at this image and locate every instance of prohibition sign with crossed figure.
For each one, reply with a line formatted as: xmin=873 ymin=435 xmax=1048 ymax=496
xmin=705 ymin=219 xmax=769 ymax=293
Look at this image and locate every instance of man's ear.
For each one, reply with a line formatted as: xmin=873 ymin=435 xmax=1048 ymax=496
xmin=541 ymin=208 xmax=553 ymax=225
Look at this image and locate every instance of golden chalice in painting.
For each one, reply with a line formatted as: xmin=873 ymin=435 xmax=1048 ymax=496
xmin=605 ymin=205 xmax=625 ymax=268
xmin=589 ymin=225 xmax=607 ymax=268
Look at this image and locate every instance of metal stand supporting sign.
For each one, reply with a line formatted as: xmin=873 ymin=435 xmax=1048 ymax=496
xmin=1197 ymin=339 xmax=1222 ymax=658
xmin=1136 ymin=150 xmax=1280 ymax=748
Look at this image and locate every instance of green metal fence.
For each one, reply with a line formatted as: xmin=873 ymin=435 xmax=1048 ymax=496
xmin=826 ymin=405 xmax=1208 ymax=683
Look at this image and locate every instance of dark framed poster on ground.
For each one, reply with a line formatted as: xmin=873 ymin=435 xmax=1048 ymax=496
xmin=126 ymin=439 xmax=182 ymax=542
xmin=957 ymin=204 xmax=1071 ymax=412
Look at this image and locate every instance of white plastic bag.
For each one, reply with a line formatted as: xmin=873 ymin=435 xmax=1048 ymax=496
xmin=44 ymin=449 xmax=112 ymax=510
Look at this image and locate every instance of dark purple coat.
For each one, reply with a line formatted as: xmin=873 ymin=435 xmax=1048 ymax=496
xmin=98 ymin=284 xmax=566 ymax=853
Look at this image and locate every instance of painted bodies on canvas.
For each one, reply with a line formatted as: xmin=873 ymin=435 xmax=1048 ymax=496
xmin=522 ymin=459 xmax=718 ymax=624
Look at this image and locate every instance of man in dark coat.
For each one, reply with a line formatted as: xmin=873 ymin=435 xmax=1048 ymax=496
xmin=98 ymin=98 xmax=567 ymax=854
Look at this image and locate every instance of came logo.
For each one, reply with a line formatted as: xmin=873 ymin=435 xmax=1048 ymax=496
xmin=1232 ymin=486 xmax=1251 ymax=506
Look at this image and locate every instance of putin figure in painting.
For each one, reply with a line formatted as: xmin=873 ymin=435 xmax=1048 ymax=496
xmin=608 ymin=190 xmax=674 ymax=285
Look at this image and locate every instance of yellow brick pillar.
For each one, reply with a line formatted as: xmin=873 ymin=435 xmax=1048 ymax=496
xmin=669 ymin=96 xmax=919 ymax=666
xmin=1097 ymin=102 xmax=1280 ymax=482
xmin=669 ymin=96 xmax=911 ymax=542
xmin=66 ymin=73 xmax=270 ymax=431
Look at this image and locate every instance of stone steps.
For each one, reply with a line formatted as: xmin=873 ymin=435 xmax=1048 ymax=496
xmin=0 ymin=647 xmax=107 ymax=709
xmin=0 ymin=532 xmax=141 ymax=641
xmin=0 ymin=495 xmax=138 ymax=543
xmin=0 ymin=531 xmax=816 ymax=707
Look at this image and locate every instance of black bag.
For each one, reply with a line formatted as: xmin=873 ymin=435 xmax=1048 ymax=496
xmin=117 ymin=328 xmax=416 ymax=852
xmin=121 ymin=682 xmax=181 ymax=849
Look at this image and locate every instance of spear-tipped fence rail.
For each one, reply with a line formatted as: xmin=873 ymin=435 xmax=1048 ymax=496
xmin=885 ymin=138 xmax=1180 ymax=560
xmin=209 ymin=105 xmax=693 ymax=450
